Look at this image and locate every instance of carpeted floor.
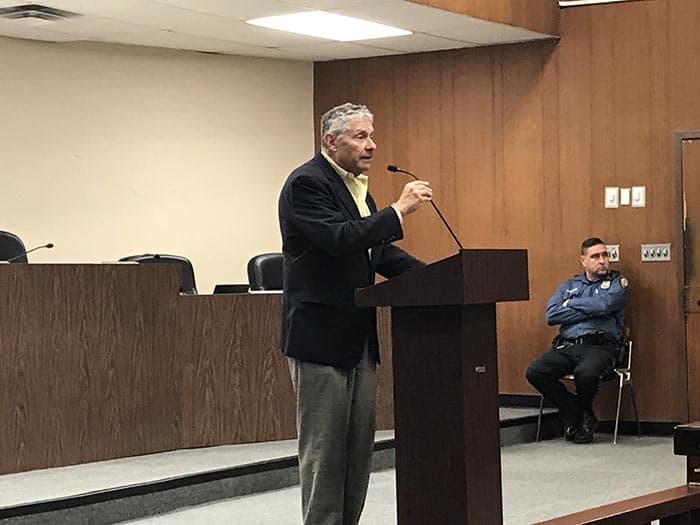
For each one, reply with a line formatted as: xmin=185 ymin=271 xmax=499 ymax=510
xmin=120 ymin=435 xmax=684 ymax=525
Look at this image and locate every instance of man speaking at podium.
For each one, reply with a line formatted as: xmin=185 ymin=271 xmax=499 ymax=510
xmin=278 ymin=102 xmax=432 ymax=524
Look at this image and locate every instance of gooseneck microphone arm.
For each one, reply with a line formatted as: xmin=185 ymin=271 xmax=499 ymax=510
xmin=7 ymin=243 xmax=54 ymax=262
xmin=387 ymin=164 xmax=464 ymax=251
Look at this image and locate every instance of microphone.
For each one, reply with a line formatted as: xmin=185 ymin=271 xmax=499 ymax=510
xmin=6 ymin=243 xmax=54 ymax=262
xmin=387 ymin=165 xmax=464 ymax=250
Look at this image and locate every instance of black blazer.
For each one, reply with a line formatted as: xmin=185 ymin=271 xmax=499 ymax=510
xmin=278 ymin=152 xmax=424 ymax=369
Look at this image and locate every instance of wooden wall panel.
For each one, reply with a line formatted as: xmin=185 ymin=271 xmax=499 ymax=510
xmin=375 ymin=308 xmax=395 ymax=428
xmin=407 ymin=0 xmax=559 ymax=35
xmin=314 ymin=0 xmax=697 ymax=422
xmin=0 ymin=265 xmax=183 ymax=473
xmin=0 ymin=264 xmax=397 ymax=474
xmin=179 ymin=294 xmax=296 ymax=447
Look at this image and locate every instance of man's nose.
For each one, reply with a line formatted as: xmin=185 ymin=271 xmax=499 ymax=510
xmin=367 ymin=138 xmax=376 ymax=150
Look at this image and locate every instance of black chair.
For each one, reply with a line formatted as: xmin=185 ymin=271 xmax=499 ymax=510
xmin=119 ymin=254 xmax=197 ymax=295
xmin=247 ymin=253 xmax=283 ymax=291
xmin=0 ymin=230 xmax=27 ymax=262
xmin=535 ymin=331 xmax=641 ymax=445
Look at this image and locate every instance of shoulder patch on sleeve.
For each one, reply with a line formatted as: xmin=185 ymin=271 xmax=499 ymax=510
xmin=620 ymin=277 xmax=629 ymax=288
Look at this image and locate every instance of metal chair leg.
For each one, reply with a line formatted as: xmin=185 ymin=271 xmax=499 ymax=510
xmin=628 ymin=380 xmax=641 ymax=438
xmin=536 ymin=394 xmax=544 ymax=442
xmin=613 ymin=372 xmax=624 ymax=445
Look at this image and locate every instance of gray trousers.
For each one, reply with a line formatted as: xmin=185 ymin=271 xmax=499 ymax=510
xmin=288 ymin=349 xmax=377 ymax=525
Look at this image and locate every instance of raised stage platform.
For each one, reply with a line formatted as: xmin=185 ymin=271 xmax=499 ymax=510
xmin=0 ymin=407 xmax=558 ymax=524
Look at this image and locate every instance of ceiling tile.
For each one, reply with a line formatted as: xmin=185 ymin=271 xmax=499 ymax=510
xmin=151 ymin=0 xmax=304 ymax=21
xmin=432 ymin=22 xmax=551 ymax=45
xmin=279 ymin=40 xmax=398 ymax=61
xmin=174 ymin=18 xmax=326 ymax=48
xmin=131 ymin=29 xmax=285 ymax=56
xmin=0 ymin=22 xmax=82 ymax=41
xmin=281 ymin=0 xmax=384 ymax=8
xmin=361 ymin=33 xmax=477 ymax=53
xmin=34 ymin=17 xmax=159 ymax=41
xmin=331 ymin=1 xmax=478 ymax=32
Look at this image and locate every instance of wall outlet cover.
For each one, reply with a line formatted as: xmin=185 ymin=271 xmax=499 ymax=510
xmin=605 ymin=186 xmax=619 ymax=208
xmin=620 ymin=188 xmax=631 ymax=206
xmin=631 ymin=186 xmax=646 ymax=207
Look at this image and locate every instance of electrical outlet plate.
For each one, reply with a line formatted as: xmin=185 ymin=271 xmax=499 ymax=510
xmin=641 ymin=243 xmax=671 ymax=262
xmin=606 ymin=244 xmax=619 ymax=262
xmin=620 ymin=188 xmax=631 ymax=206
xmin=605 ymin=186 xmax=619 ymax=208
xmin=631 ymin=186 xmax=646 ymax=207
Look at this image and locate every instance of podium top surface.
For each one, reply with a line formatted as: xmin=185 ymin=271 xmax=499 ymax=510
xmin=355 ymin=249 xmax=529 ymax=307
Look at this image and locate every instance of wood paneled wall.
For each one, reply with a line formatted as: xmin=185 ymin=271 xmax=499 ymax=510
xmin=408 ymin=0 xmax=559 ymax=35
xmin=314 ymin=0 xmax=699 ymax=422
xmin=0 ymin=264 xmax=402 ymax=474
xmin=0 ymin=264 xmax=397 ymax=475
xmin=0 ymin=265 xmax=295 ymax=474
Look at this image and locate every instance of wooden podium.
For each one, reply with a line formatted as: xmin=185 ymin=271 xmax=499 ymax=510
xmin=356 ymin=249 xmax=529 ymax=524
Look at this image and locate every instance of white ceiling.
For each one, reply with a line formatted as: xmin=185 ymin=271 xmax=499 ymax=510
xmin=0 ymin=0 xmax=556 ymax=61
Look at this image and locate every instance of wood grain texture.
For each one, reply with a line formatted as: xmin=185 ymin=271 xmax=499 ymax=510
xmin=0 ymin=264 xmax=396 ymax=474
xmin=375 ymin=308 xmax=395 ymax=429
xmin=534 ymin=485 xmax=700 ymax=525
xmin=684 ymin=139 xmax=700 ymax=421
xmin=0 ymin=264 xmax=183 ymax=473
xmin=392 ymin=304 xmax=502 ymax=524
xmin=360 ymin=253 xmax=527 ymax=523
xmin=315 ymin=0 xmax=695 ymax=422
xmin=407 ymin=0 xmax=559 ymax=35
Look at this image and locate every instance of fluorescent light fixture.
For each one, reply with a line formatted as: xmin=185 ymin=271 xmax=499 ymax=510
xmin=559 ymin=0 xmax=630 ymax=6
xmin=247 ymin=10 xmax=411 ymax=42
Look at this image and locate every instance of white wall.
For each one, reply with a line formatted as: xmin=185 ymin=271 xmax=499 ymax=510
xmin=0 ymin=36 xmax=313 ymax=293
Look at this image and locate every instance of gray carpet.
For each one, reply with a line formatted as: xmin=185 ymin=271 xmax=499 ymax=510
xmin=119 ymin=435 xmax=684 ymax=524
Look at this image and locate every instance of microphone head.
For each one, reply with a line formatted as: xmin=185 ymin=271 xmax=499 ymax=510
xmin=386 ymin=164 xmax=398 ymax=172
xmin=46 ymin=243 xmax=54 ymax=249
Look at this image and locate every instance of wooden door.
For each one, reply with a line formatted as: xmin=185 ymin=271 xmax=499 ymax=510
xmin=683 ymin=139 xmax=700 ymax=420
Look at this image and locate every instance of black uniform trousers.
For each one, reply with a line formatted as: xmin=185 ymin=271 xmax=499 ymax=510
xmin=526 ymin=342 xmax=616 ymax=425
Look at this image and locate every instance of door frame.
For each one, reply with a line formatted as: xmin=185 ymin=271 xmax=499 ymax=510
xmin=674 ymin=130 xmax=700 ymax=420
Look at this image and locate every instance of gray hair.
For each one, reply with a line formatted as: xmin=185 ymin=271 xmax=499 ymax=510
xmin=320 ymin=103 xmax=373 ymax=148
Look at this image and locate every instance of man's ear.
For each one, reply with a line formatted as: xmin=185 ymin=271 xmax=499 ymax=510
xmin=323 ymin=133 xmax=336 ymax=152
xmin=580 ymin=255 xmax=586 ymax=267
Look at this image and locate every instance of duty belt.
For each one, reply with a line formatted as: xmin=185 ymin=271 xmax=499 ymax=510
xmin=562 ymin=333 xmax=616 ymax=346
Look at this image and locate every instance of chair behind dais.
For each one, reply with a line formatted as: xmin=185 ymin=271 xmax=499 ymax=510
xmin=0 ymin=230 xmax=27 ymax=262
xmin=119 ymin=253 xmax=197 ymax=295
xmin=247 ymin=253 xmax=283 ymax=291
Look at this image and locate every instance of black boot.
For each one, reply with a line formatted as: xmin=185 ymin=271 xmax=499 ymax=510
xmin=572 ymin=411 xmax=598 ymax=444
xmin=564 ymin=425 xmax=577 ymax=441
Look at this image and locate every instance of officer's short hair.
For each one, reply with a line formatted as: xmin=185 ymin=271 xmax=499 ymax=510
xmin=581 ymin=237 xmax=605 ymax=255
xmin=320 ymin=103 xmax=373 ymax=148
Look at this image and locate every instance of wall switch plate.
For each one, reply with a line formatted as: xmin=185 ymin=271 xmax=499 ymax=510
xmin=641 ymin=243 xmax=671 ymax=262
xmin=605 ymin=186 xmax=619 ymax=208
xmin=620 ymin=188 xmax=631 ymax=206
xmin=606 ymin=244 xmax=619 ymax=262
xmin=631 ymin=186 xmax=646 ymax=207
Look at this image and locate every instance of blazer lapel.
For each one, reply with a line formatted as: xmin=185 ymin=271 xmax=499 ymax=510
xmin=316 ymin=152 xmax=362 ymax=219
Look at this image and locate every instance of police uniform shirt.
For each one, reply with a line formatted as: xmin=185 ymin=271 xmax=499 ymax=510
xmin=545 ymin=270 xmax=629 ymax=342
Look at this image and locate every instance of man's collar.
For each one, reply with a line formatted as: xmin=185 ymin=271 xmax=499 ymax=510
xmin=321 ymin=149 xmax=364 ymax=180
xmin=577 ymin=270 xmax=615 ymax=283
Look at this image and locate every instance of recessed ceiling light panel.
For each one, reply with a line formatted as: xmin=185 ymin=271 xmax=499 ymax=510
xmin=247 ymin=10 xmax=411 ymax=42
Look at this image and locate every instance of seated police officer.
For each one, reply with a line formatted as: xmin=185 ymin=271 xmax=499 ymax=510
xmin=526 ymin=237 xmax=629 ymax=444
